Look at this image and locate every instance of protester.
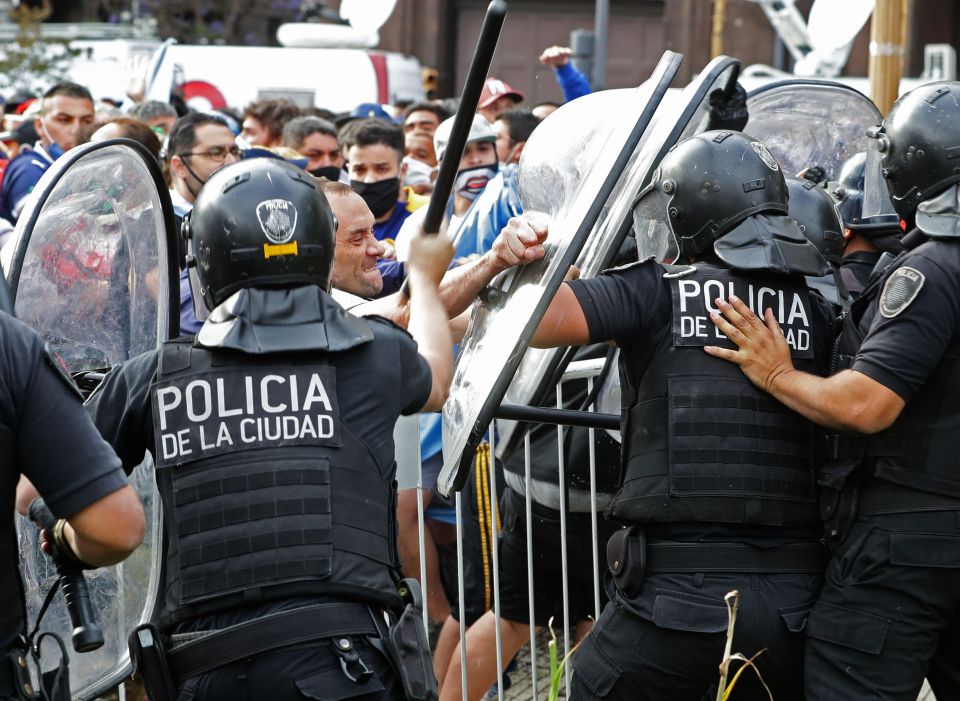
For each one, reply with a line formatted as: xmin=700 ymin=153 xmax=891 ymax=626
xmin=493 ymin=109 xmax=540 ymax=165
xmin=538 ymin=45 xmax=592 ymax=102
xmin=477 ymin=77 xmax=523 ymax=124
xmin=282 ymin=115 xmax=343 ymax=179
xmin=346 ymin=118 xmax=429 ymax=280
xmin=240 ymin=97 xmax=301 ymax=147
xmin=91 ymin=116 xmax=163 ymax=163
xmin=0 ymin=82 xmax=95 ymax=225
xmin=133 ymin=100 xmax=179 ymax=137
xmin=403 ymin=101 xmax=449 ymax=135
xmin=531 ymin=101 xmax=561 ymax=120
xmin=403 ymin=130 xmax=437 ymax=195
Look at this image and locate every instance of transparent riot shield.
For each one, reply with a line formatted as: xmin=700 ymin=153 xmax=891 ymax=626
xmin=488 ymin=55 xmax=742 ymax=466
xmin=7 ymin=139 xmax=178 ymax=700
xmin=745 ymin=79 xmax=882 ymax=181
xmin=438 ymin=53 xmax=742 ymax=496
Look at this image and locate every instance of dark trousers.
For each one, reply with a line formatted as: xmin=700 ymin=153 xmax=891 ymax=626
xmin=175 ymin=637 xmax=406 ymax=701
xmin=805 ymin=511 xmax=960 ymax=701
xmin=569 ymin=567 xmax=820 ymax=701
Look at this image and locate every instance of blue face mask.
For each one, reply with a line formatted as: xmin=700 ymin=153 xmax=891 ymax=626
xmin=40 ymin=122 xmax=65 ymax=160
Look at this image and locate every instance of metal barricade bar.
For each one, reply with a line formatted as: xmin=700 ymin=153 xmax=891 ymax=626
xmin=423 ymin=357 xmax=611 ymax=700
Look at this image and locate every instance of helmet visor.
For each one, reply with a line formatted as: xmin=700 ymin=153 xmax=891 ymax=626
xmin=632 ymin=176 xmax=679 ymax=263
xmin=862 ymin=132 xmax=898 ymax=220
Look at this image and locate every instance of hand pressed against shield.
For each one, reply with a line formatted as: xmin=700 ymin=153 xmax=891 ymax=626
xmin=704 ymin=295 xmax=797 ymax=394
xmin=490 ymin=214 xmax=548 ymax=272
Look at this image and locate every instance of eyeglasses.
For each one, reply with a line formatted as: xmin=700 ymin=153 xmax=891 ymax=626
xmin=180 ymin=145 xmax=242 ymax=162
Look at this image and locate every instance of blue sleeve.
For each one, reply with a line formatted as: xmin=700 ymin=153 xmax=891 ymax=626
xmin=555 ymin=63 xmax=592 ymax=102
xmin=0 ymin=156 xmax=45 ymax=224
xmin=376 ymin=259 xmax=406 ymax=297
xmin=179 ymin=268 xmax=202 ymax=335
xmin=453 ymin=169 xmax=523 ymax=258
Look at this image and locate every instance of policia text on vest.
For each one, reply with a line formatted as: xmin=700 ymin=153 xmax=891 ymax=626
xmin=152 ymin=366 xmax=340 ymax=466
xmin=670 ymin=268 xmax=814 ymax=357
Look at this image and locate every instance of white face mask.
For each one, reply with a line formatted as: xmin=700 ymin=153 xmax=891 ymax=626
xmin=402 ymin=156 xmax=434 ymax=187
xmin=452 ymin=163 xmax=498 ymax=201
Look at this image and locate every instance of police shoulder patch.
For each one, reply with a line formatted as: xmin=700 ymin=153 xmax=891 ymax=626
xmin=880 ymin=266 xmax=925 ymax=318
xmin=43 ymin=344 xmax=83 ymax=400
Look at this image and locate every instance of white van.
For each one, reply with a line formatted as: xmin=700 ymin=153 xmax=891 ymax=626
xmin=143 ymin=42 xmax=424 ymax=112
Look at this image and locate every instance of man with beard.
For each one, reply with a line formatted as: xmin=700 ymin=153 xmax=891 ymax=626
xmin=166 ymin=113 xmax=242 ymax=334
xmin=345 ymin=119 xmax=429 ymax=296
xmin=346 ymin=119 xmax=428 ymax=252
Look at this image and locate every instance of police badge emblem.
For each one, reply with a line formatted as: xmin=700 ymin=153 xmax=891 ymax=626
xmin=256 ymin=199 xmax=298 ymax=244
xmin=751 ymin=141 xmax=780 ymax=171
xmin=880 ymin=266 xmax=925 ymax=318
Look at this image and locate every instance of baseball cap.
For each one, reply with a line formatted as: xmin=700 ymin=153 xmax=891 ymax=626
xmin=434 ymin=113 xmax=496 ymax=162
xmin=334 ymin=102 xmax=394 ymax=128
xmin=478 ymin=77 xmax=524 ymax=110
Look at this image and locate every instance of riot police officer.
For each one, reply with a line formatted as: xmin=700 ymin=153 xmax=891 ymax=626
xmin=85 ymin=157 xmax=455 ymax=700
xmin=521 ymin=130 xmax=835 ymax=701
xmin=831 ymin=152 xmax=904 ymax=297
xmin=1 ymin=314 xmax=144 ymax=700
xmin=786 ymin=175 xmax=849 ymax=307
xmin=708 ymin=81 xmax=960 ymax=701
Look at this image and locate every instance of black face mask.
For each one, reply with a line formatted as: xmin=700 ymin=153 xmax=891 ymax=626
xmin=310 ymin=165 xmax=342 ymax=181
xmin=351 ymin=177 xmax=400 ymax=219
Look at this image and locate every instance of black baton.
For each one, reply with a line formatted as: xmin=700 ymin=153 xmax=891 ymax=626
xmin=422 ymin=0 xmax=508 ymax=236
xmin=28 ymin=498 xmax=105 ymax=653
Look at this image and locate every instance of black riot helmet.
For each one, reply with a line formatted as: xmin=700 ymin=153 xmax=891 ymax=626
xmin=868 ymin=81 xmax=960 ymax=221
xmin=786 ymin=176 xmax=844 ymax=266
xmin=184 ymin=158 xmax=337 ymax=311
xmin=634 ymin=130 xmax=828 ymax=276
xmin=831 ymin=151 xmax=904 ymax=251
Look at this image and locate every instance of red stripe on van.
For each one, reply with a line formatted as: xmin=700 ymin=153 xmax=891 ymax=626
xmin=369 ymin=53 xmax=389 ymax=104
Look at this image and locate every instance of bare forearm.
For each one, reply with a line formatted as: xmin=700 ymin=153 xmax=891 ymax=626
xmin=407 ymin=272 xmax=454 ymax=409
xmin=438 ymin=254 xmax=502 ymax=319
xmin=768 ymin=369 xmax=901 ymax=434
xmin=66 ymin=485 xmax=145 ymax=566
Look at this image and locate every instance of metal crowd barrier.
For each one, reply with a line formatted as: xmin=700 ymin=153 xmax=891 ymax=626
xmin=396 ymin=357 xmax=617 ymax=701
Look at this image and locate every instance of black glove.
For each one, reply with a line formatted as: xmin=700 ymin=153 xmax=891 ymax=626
xmin=707 ymin=81 xmax=749 ymax=132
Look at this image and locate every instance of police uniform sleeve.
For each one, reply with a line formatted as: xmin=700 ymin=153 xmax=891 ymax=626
xmin=566 ymin=261 xmax=668 ymax=347
xmin=85 ymin=350 xmax=161 ymax=473
xmin=852 ymin=250 xmax=960 ymax=401
xmin=4 ymin=317 xmax=128 ymax=518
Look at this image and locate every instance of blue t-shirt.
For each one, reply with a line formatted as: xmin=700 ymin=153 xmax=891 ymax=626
xmin=373 ymin=202 xmax=411 ymax=244
xmin=0 ymin=148 xmax=52 ymax=225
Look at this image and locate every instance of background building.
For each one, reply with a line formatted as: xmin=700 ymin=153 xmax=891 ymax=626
xmin=14 ymin=0 xmax=960 ymax=102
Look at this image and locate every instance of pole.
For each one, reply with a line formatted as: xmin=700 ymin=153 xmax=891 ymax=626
xmin=593 ymin=0 xmax=609 ymax=90
xmin=711 ymin=0 xmax=727 ymax=59
xmin=869 ymin=0 xmax=905 ymax=113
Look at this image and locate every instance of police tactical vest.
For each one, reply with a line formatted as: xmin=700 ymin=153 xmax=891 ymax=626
xmin=606 ymin=264 xmax=822 ymax=528
xmin=151 ymin=339 xmax=400 ymax=627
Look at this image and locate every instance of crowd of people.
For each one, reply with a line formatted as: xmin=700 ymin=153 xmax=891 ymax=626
xmin=2 ymin=29 xmax=960 ymax=701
